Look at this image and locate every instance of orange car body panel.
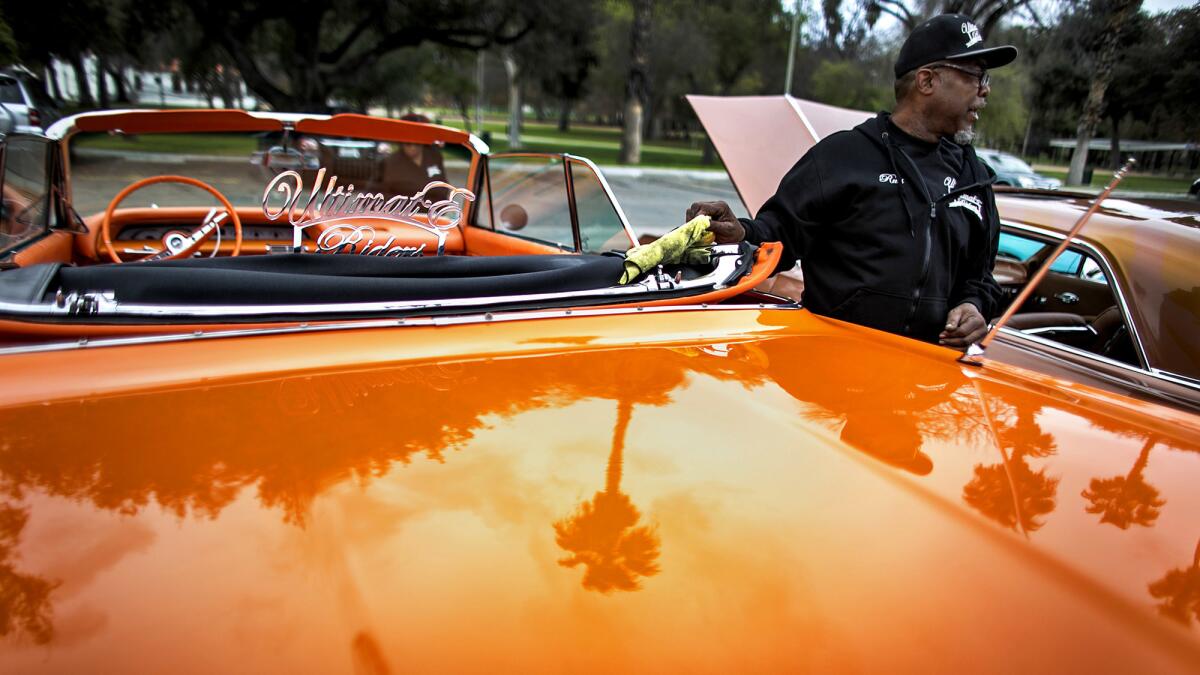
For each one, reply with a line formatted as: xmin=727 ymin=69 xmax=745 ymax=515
xmin=5 ymin=107 xmax=1200 ymax=672
xmin=1 ymin=307 xmax=1199 ymax=672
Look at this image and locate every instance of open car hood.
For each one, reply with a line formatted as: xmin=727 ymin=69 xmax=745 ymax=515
xmin=687 ymin=95 xmax=871 ymax=215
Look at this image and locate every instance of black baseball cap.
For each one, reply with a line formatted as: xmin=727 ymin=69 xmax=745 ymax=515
xmin=894 ymin=14 xmax=1017 ymax=78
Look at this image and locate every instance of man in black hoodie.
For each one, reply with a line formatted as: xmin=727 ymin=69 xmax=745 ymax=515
xmin=688 ymin=14 xmax=1016 ymax=348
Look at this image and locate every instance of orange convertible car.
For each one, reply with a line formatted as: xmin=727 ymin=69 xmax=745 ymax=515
xmin=0 ymin=110 xmax=1198 ymax=672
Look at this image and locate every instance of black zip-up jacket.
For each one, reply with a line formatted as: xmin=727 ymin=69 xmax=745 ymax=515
xmin=740 ymin=112 xmax=1005 ymax=342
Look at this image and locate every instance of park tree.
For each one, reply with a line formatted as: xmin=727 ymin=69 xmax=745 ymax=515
xmin=1064 ymin=0 xmax=1143 ymax=185
xmin=512 ymin=0 xmax=601 ymax=132
xmin=175 ymin=0 xmax=546 ymax=113
xmin=619 ymin=0 xmax=652 ymax=164
xmin=1154 ymin=6 xmax=1200 ymax=141
xmin=0 ymin=13 xmax=17 ymax=67
xmin=865 ymin=0 xmax=1047 ymax=35
xmin=1026 ymin=3 xmax=1177 ymax=166
xmin=808 ymin=59 xmax=891 ymax=111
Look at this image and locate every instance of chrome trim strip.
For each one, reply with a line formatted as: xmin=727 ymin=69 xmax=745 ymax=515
xmin=1148 ymin=368 xmax=1200 ymax=389
xmin=784 ymin=95 xmax=822 ymax=144
xmin=46 ymin=110 xmax=335 ymax=141
xmin=564 ymin=154 xmax=638 ymax=247
xmin=468 ymin=134 xmax=490 ymax=155
xmin=1000 ymin=219 xmax=1149 ymax=369
xmin=0 ymin=302 xmax=798 ymax=355
xmin=0 ymin=245 xmax=745 ymax=320
xmin=1021 ymin=325 xmax=1094 ymax=335
xmin=995 ymin=326 xmax=1198 ymax=393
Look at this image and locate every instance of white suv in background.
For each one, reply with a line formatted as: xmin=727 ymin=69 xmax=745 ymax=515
xmin=0 ymin=66 xmax=60 ymax=135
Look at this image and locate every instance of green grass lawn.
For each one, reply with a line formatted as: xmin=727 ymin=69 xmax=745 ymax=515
xmin=73 ymin=133 xmax=258 ymax=156
xmin=473 ymin=118 xmax=722 ymax=169
xmin=1036 ymin=167 xmax=1192 ymax=194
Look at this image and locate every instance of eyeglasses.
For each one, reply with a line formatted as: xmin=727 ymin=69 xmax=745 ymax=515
xmin=928 ymin=63 xmax=991 ymax=92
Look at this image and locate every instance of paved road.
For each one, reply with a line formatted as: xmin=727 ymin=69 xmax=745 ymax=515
xmin=599 ymin=167 xmax=748 ymax=238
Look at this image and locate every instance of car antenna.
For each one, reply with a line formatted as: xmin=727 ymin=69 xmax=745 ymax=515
xmin=960 ymin=157 xmax=1137 ymax=366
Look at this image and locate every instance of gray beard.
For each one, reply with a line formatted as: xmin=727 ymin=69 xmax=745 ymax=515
xmin=954 ymin=128 xmax=976 ymax=145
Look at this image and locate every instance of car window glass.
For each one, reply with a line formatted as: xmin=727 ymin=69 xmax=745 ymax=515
xmin=0 ymin=136 xmax=51 ymax=255
xmin=485 ymin=155 xmax=574 ymax=250
xmin=0 ymin=78 xmax=22 ymax=104
xmin=996 ymin=155 xmax=1033 ymax=172
xmin=568 ymin=159 xmax=632 ymax=253
xmin=1049 ymin=249 xmax=1082 ymax=274
xmin=1080 ymin=257 xmax=1108 ymax=285
xmin=997 ymin=227 xmax=1136 ymax=367
xmin=997 ymin=231 xmax=1042 ymax=261
xmin=69 ymin=131 xmax=473 ymax=217
xmin=475 ymin=169 xmax=494 ymax=230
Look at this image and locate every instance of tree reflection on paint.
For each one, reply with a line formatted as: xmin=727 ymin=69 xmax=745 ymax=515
xmin=0 ymin=502 xmax=57 ymax=645
xmin=1082 ymin=438 xmax=1165 ymax=529
xmin=957 ymin=388 xmax=1059 ymax=536
xmin=1148 ymin=539 xmax=1200 ymax=628
xmin=553 ymin=399 xmax=661 ymax=593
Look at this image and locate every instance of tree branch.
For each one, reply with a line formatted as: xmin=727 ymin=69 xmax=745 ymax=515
xmin=320 ymin=15 xmax=376 ymax=65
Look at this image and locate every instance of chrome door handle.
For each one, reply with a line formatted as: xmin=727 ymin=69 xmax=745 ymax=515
xmin=1055 ymin=292 xmax=1080 ymax=304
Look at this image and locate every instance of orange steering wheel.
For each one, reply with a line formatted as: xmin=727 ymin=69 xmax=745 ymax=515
xmin=101 ymin=175 xmax=243 ymax=263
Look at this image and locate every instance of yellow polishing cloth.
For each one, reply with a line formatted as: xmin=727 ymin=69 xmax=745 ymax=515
xmin=619 ymin=215 xmax=716 ymax=284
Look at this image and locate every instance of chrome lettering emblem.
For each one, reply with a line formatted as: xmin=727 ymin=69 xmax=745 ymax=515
xmin=261 ymin=168 xmax=475 ymax=256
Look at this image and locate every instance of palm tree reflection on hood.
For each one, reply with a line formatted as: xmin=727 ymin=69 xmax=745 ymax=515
xmin=553 ymin=398 xmax=661 ymax=593
xmin=1082 ymin=438 xmax=1165 ymax=529
xmin=1148 ymin=538 xmax=1200 ymax=628
xmin=959 ymin=384 xmax=1059 ymax=536
xmin=0 ymin=501 xmax=57 ymax=645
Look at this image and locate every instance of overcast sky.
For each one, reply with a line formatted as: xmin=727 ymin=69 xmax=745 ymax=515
xmin=1142 ymin=0 xmax=1195 ymax=12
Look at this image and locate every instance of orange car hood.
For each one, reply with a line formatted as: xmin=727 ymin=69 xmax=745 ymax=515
xmin=1 ymin=308 xmax=1199 ymax=671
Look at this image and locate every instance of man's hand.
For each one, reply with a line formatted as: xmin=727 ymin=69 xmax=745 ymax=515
xmin=686 ymin=200 xmax=745 ymax=243
xmin=939 ymin=302 xmax=988 ymax=349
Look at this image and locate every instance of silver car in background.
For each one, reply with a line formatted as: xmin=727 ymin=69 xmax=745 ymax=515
xmin=977 ymin=148 xmax=1063 ymax=189
xmin=0 ymin=66 xmax=60 ymax=135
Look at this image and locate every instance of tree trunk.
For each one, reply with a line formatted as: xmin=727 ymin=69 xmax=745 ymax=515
xmin=96 ymin=54 xmax=110 ymax=109
xmin=1066 ymin=0 xmax=1143 ymax=186
xmin=558 ymin=98 xmax=572 ymax=132
xmin=45 ymin=65 xmax=63 ymax=103
xmin=219 ymin=68 xmax=235 ymax=109
xmin=605 ymin=399 xmax=634 ymax=495
xmin=455 ymin=94 xmax=471 ymax=132
xmin=619 ymin=0 xmax=652 ymax=165
xmin=502 ymin=50 xmax=521 ymax=149
xmin=70 ymin=54 xmax=94 ymax=108
xmin=1021 ymin=110 xmax=1034 ymax=157
xmin=111 ymin=66 xmax=129 ymax=103
xmin=1110 ymin=115 xmax=1122 ymax=170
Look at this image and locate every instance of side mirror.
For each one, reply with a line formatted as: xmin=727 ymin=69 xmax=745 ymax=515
xmin=500 ymin=203 xmax=528 ymax=231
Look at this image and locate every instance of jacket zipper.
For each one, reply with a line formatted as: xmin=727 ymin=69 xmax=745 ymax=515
xmin=889 ymin=141 xmax=936 ymax=336
xmin=902 ymin=202 xmax=935 ymax=335
xmin=891 ymin=147 xmax=995 ymax=335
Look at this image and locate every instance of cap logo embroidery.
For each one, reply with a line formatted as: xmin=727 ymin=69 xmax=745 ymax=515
xmin=962 ymin=22 xmax=982 ymax=48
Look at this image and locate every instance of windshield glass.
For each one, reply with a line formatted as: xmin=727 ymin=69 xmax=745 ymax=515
xmin=68 ymin=130 xmax=475 ymax=218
